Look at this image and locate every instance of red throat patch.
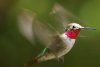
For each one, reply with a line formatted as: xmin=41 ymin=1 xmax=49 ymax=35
xmin=65 ymin=29 xmax=81 ymax=39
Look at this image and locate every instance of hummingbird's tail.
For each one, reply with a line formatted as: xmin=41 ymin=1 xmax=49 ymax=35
xmin=24 ymin=51 xmax=56 ymax=67
xmin=24 ymin=57 xmax=40 ymax=67
xmin=32 ymin=56 xmax=41 ymax=63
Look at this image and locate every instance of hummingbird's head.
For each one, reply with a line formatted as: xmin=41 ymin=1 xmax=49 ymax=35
xmin=65 ymin=23 xmax=96 ymax=39
xmin=65 ymin=23 xmax=96 ymax=31
xmin=67 ymin=23 xmax=84 ymax=31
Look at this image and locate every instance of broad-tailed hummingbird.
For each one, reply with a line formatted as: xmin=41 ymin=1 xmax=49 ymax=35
xmin=18 ymin=3 xmax=96 ymax=66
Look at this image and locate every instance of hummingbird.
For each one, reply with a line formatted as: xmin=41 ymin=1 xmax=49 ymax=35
xmin=18 ymin=3 xmax=96 ymax=66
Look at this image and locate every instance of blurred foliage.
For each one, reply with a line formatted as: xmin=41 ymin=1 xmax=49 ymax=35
xmin=0 ymin=0 xmax=100 ymax=67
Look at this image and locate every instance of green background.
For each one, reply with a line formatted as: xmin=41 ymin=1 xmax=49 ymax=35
xmin=0 ymin=0 xmax=100 ymax=67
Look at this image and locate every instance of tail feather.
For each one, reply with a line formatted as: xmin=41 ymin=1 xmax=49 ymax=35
xmin=32 ymin=57 xmax=40 ymax=63
xmin=24 ymin=57 xmax=39 ymax=67
xmin=24 ymin=52 xmax=56 ymax=67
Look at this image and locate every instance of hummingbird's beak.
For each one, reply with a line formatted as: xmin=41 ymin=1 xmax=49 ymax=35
xmin=81 ymin=27 xmax=96 ymax=30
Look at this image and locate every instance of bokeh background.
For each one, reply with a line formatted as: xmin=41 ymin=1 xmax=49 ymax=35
xmin=0 ymin=0 xmax=100 ymax=67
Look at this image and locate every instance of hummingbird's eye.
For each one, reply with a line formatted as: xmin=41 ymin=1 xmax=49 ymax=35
xmin=73 ymin=26 xmax=75 ymax=28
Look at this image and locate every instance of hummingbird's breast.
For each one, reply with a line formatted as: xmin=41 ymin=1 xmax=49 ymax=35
xmin=59 ymin=33 xmax=76 ymax=57
xmin=60 ymin=33 xmax=76 ymax=47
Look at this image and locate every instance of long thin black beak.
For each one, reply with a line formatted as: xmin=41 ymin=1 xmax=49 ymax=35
xmin=81 ymin=27 xmax=96 ymax=30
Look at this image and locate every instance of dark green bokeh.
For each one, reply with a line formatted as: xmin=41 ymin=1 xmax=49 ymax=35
xmin=0 ymin=0 xmax=100 ymax=67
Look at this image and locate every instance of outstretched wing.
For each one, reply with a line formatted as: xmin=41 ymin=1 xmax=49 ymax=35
xmin=49 ymin=3 xmax=81 ymax=33
xmin=18 ymin=8 xmax=59 ymax=46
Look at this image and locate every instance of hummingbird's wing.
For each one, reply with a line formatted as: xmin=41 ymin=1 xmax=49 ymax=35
xmin=33 ymin=15 xmax=59 ymax=47
xmin=18 ymin=8 xmax=60 ymax=47
xmin=18 ymin=8 xmax=35 ymax=44
xmin=49 ymin=3 xmax=81 ymax=33
xmin=18 ymin=8 xmax=57 ymax=46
